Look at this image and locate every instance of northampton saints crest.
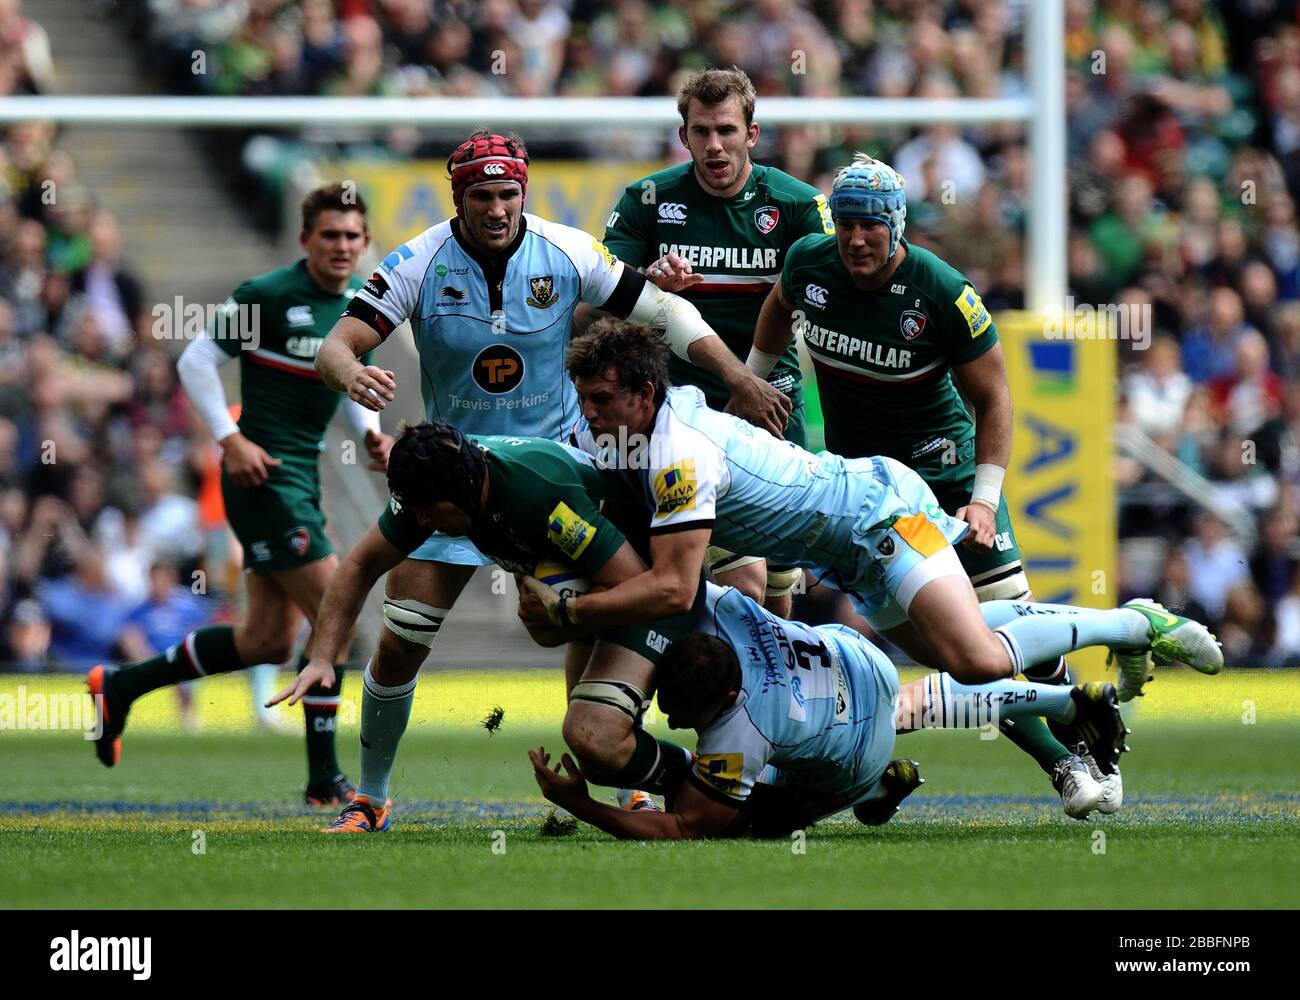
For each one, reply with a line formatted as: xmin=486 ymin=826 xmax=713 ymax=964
xmin=526 ymin=275 xmax=558 ymax=308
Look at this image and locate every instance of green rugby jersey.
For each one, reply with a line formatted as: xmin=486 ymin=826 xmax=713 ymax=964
xmin=782 ymin=236 xmax=998 ymax=463
xmin=212 ymin=260 xmax=362 ymax=463
xmin=602 ymin=162 xmax=832 ymax=405
xmin=377 ymin=435 xmax=631 ymax=577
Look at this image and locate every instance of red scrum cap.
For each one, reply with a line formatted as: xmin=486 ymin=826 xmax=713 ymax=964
xmin=447 ymin=131 xmax=529 ymax=216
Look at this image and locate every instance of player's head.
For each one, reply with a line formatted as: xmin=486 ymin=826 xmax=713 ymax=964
xmin=676 ymin=67 xmax=759 ymax=196
xmin=829 ymin=153 xmax=908 ymax=278
xmin=447 ymin=130 xmax=529 ymax=256
xmin=386 ymin=420 xmax=489 ymax=533
xmin=656 ymin=633 xmax=742 ymax=731
xmin=300 ymin=182 xmax=370 ymax=288
xmin=566 ymin=318 xmax=669 ymax=440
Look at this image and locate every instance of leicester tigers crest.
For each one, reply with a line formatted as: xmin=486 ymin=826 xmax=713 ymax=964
xmin=526 ymin=275 xmax=558 ymax=308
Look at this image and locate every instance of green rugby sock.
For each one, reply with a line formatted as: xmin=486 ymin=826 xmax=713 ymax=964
xmin=111 ymin=626 xmax=245 ymax=708
xmin=299 ymin=653 xmax=346 ymax=786
xmin=613 ymin=729 xmax=693 ymax=796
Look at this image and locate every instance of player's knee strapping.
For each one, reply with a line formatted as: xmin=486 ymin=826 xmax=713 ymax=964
xmin=382 ymin=597 xmax=449 ymax=648
xmin=569 ymin=679 xmax=649 ymax=723
xmin=765 ymin=564 xmax=803 ymax=599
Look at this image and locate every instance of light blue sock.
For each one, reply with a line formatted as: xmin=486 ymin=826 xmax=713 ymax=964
xmin=357 ymin=664 xmax=416 ymax=803
xmin=982 ymin=601 xmax=1147 ymax=674
xmin=976 ymin=603 xmax=1072 ymax=683
xmin=914 ymin=671 xmax=1076 ymax=730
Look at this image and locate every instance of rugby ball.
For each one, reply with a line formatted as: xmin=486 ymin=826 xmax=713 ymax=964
xmin=533 ymin=557 xmax=592 ymax=599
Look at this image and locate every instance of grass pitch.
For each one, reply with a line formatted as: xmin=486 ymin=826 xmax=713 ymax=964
xmin=2 ymin=671 xmax=1298 ymax=909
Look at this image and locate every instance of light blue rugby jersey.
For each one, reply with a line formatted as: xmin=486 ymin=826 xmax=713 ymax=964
xmin=574 ymin=385 xmax=889 ymax=578
xmin=348 ymin=213 xmax=632 ymax=440
xmin=690 ymin=584 xmax=882 ymax=801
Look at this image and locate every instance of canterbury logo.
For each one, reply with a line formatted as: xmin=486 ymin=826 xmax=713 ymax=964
xmin=483 ymin=162 xmax=506 ymax=175
xmin=806 ymin=284 xmax=828 ymax=307
xmin=657 ymin=202 xmax=687 ymax=223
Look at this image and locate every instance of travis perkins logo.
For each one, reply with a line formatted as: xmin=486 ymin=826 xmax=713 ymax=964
xmin=50 ymin=931 xmax=152 ymax=980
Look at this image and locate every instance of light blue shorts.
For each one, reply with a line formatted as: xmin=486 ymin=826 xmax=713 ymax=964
xmin=409 ymin=532 xmax=494 ymax=566
xmin=818 ymin=456 xmax=969 ymax=631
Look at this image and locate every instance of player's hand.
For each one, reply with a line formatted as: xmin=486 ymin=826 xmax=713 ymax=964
xmin=517 ymin=575 xmax=564 ymax=629
xmin=644 ymin=252 xmax=704 ymax=293
xmin=956 ymin=503 xmax=997 ymax=552
xmin=529 ymin=746 xmax=590 ymax=807
xmin=221 ymin=432 xmax=282 ymax=488
xmin=266 ymin=658 xmax=336 ymax=708
xmin=724 ymin=375 xmax=792 ymax=438
xmin=348 ymin=365 xmax=397 ymax=411
xmin=364 ymin=428 xmax=395 ymax=471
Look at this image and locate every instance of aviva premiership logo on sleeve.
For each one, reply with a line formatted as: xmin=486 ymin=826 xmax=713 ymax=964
xmin=547 ymin=501 xmax=596 ymax=560
xmin=653 ymin=459 xmax=697 ymax=517
xmin=955 ymin=284 xmax=992 ymax=338
xmin=696 ymin=753 xmax=744 ymax=795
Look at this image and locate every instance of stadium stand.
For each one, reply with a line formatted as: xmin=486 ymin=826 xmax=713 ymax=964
xmin=4 ymin=0 xmax=1300 ymax=669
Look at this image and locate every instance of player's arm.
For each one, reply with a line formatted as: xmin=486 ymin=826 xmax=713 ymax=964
xmin=175 ymin=311 xmax=283 ymax=487
xmin=268 ymin=523 xmax=407 ymax=706
xmin=951 ymin=341 xmax=1012 ymax=551
xmin=587 ymin=246 xmax=791 ymax=437
xmin=517 ymin=539 xmax=648 ymax=646
xmin=529 ymin=747 xmax=746 ymax=839
xmin=316 ymin=316 xmax=396 ymax=412
xmin=744 ymin=277 xmax=797 ymax=380
xmin=561 ymin=526 xmax=709 ymax=628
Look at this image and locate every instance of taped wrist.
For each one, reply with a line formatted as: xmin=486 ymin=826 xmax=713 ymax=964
xmin=971 ymin=463 xmax=1005 ymax=511
xmin=627 ymin=282 xmax=714 ymax=361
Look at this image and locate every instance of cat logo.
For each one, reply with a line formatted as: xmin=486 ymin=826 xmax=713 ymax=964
xmin=473 ymin=344 xmax=525 ymax=393
xmin=754 ymin=205 xmax=780 ymax=234
xmin=526 ymin=275 xmax=558 ymax=308
xmin=645 ymin=630 xmax=669 ymax=654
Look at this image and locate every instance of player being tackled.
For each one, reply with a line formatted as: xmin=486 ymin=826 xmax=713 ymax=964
xmin=530 ymin=584 xmax=1129 ymax=839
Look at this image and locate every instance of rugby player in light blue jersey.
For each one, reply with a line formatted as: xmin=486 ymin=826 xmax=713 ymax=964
xmin=300 ymin=132 xmax=791 ymax=830
xmin=517 ymin=320 xmax=1220 ymax=811
xmin=529 ymin=583 xmax=1128 ymax=839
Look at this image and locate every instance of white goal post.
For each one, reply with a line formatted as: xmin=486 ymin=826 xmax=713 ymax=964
xmin=0 ymin=2 xmax=1065 ymax=311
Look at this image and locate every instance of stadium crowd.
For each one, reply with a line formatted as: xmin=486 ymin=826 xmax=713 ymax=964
xmin=3 ymin=0 xmax=1300 ymax=668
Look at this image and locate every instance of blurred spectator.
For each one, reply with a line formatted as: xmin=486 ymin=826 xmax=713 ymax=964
xmin=70 ymin=210 xmax=146 ymax=359
xmin=1216 ymin=581 xmax=1272 ymax=665
xmin=1151 ymin=544 xmax=1212 ymax=626
xmin=1182 ymin=286 xmax=1248 ymax=383
xmin=1250 ymin=504 xmax=1300 ymax=606
xmin=0 ymin=0 xmax=54 ymax=95
xmin=2 ymin=596 xmax=49 ymax=672
xmin=1122 ymin=335 xmax=1193 ymax=440
xmin=1182 ymin=513 xmax=1250 ymax=623
xmin=38 ymin=543 xmax=135 ymax=671
xmin=1207 ymin=328 xmax=1283 ymax=437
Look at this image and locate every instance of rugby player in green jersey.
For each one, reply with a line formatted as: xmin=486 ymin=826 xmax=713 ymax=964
xmin=271 ymin=422 xmax=700 ymax=833
xmin=597 ymin=68 xmax=832 ymax=617
xmin=748 ymin=154 xmax=1142 ymax=816
xmin=87 ymin=184 xmax=393 ymax=805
